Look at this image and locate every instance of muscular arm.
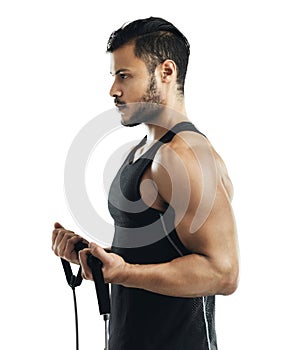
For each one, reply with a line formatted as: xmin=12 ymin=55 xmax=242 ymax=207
xmin=119 ymin=187 xmax=238 ymax=297
xmin=81 ymin=133 xmax=239 ymax=297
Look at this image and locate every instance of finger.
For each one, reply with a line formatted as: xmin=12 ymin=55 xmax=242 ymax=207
xmin=54 ymin=222 xmax=65 ymax=229
xmin=52 ymin=228 xmax=59 ymax=248
xmin=64 ymin=235 xmax=87 ymax=262
xmin=52 ymin=229 xmax=66 ymax=255
xmin=57 ymin=231 xmax=76 ymax=258
xmin=52 ymin=223 xmax=65 ymax=249
xmin=79 ymin=248 xmax=93 ymax=280
xmin=89 ymin=242 xmax=113 ymax=266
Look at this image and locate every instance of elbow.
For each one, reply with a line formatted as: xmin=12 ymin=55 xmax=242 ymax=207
xmin=221 ymin=272 xmax=239 ymax=295
xmin=217 ymin=262 xmax=239 ymax=296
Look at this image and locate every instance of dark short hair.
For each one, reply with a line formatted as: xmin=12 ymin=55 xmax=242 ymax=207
xmin=107 ymin=17 xmax=190 ymax=95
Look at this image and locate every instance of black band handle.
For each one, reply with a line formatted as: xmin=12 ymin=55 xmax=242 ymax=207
xmin=87 ymin=255 xmax=111 ymax=315
xmin=74 ymin=241 xmax=111 ymax=316
xmin=73 ymin=241 xmax=88 ymax=253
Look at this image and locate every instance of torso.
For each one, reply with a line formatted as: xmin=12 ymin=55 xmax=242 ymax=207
xmin=108 ymin=125 xmax=219 ymax=349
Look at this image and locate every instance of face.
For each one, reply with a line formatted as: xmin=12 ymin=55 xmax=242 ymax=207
xmin=109 ymin=44 xmax=163 ymax=127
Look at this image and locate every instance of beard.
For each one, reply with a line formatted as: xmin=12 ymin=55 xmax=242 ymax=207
xmin=119 ymin=76 xmax=164 ymax=127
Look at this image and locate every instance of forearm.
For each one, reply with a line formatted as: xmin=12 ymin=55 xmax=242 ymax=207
xmin=118 ymin=254 xmax=233 ymax=297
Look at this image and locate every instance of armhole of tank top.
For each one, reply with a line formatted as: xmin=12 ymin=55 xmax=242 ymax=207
xmin=158 ymin=212 xmax=185 ymax=257
xmin=133 ymin=124 xmax=206 ymax=257
xmin=153 ymin=124 xmax=205 ymax=258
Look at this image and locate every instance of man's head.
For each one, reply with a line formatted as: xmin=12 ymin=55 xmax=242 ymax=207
xmin=107 ymin=17 xmax=190 ymax=126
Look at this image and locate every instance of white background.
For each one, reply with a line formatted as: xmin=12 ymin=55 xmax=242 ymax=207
xmin=1 ymin=1 xmax=281 ymax=349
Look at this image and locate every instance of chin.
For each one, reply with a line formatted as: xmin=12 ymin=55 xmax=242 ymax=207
xmin=120 ymin=118 xmax=140 ymax=127
xmin=118 ymin=102 xmax=163 ymax=127
xmin=119 ymin=109 xmax=140 ymax=127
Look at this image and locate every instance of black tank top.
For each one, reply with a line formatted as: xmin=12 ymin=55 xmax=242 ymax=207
xmin=108 ymin=122 xmax=217 ymax=350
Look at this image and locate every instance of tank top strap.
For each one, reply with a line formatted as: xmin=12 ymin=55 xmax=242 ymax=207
xmin=127 ymin=122 xmax=205 ymax=166
xmin=143 ymin=121 xmax=206 ymax=161
xmin=158 ymin=121 xmax=206 ymax=145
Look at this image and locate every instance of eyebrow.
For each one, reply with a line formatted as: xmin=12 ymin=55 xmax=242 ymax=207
xmin=110 ymin=68 xmax=131 ymax=76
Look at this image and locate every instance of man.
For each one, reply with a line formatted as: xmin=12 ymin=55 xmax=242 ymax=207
xmin=52 ymin=17 xmax=239 ymax=350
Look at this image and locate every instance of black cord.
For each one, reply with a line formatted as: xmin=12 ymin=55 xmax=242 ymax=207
xmin=72 ymin=287 xmax=79 ymax=350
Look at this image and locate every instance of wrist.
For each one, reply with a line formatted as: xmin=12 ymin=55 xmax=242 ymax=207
xmin=116 ymin=262 xmax=135 ymax=287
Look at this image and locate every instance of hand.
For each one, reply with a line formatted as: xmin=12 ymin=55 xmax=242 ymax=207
xmin=52 ymin=222 xmax=89 ymax=265
xmin=79 ymin=242 xmax=128 ymax=284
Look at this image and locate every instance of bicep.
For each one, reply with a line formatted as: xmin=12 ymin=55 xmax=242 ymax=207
xmin=176 ymin=183 xmax=238 ymax=266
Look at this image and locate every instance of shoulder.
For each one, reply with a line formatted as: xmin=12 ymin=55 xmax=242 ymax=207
xmin=152 ymin=130 xmax=217 ymax=181
xmin=150 ymin=129 xmax=233 ymax=206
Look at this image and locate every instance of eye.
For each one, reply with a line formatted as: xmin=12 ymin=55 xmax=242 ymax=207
xmin=119 ymin=73 xmax=128 ymax=79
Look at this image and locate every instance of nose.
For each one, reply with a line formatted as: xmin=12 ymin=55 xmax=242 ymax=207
xmin=109 ymin=80 xmax=122 ymax=98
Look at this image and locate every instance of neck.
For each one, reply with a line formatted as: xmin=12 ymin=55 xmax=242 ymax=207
xmin=144 ymin=101 xmax=189 ymax=141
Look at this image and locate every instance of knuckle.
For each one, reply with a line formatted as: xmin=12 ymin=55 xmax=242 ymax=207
xmin=65 ymin=231 xmax=73 ymax=237
xmin=69 ymin=235 xmax=79 ymax=244
xmin=65 ymin=239 xmax=73 ymax=250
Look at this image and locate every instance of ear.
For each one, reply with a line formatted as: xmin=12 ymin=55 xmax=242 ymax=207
xmin=160 ymin=59 xmax=177 ymax=83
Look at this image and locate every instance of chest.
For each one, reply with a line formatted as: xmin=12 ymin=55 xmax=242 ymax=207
xmin=115 ymin=158 xmax=166 ymax=213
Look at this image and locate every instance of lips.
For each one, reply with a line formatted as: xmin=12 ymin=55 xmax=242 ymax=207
xmin=115 ymin=103 xmax=126 ymax=110
xmin=114 ymin=97 xmax=126 ymax=106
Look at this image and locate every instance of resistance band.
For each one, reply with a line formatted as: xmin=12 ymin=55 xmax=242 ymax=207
xmin=60 ymin=241 xmax=111 ymax=350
